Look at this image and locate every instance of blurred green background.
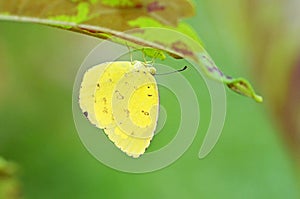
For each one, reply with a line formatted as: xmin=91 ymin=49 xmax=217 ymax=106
xmin=0 ymin=1 xmax=300 ymax=199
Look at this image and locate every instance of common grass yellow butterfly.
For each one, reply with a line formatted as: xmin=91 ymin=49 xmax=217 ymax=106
xmin=79 ymin=61 xmax=159 ymax=158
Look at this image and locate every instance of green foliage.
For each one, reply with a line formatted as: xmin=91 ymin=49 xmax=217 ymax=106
xmin=0 ymin=0 xmax=262 ymax=102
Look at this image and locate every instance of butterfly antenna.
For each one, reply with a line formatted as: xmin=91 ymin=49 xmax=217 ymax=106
xmin=156 ymin=66 xmax=188 ymax=75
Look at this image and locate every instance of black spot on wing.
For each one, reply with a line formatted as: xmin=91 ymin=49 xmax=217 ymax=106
xmin=141 ymin=110 xmax=150 ymax=116
xmin=83 ymin=111 xmax=88 ymax=117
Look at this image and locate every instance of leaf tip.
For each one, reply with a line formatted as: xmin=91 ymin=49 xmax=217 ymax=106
xmin=253 ymin=94 xmax=263 ymax=103
xmin=227 ymin=78 xmax=263 ymax=103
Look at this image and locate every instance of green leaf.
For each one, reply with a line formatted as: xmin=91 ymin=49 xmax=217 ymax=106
xmin=124 ymin=28 xmax=263 ymax=102
xmin=0 ymin=0 xmax=194 ymax=29
xmin=226 ymin=78 xmax=263 ymax=103
xmin=128 ymin=16 xmax=203 ymax=45
xmin=0 ymin=0 xmax=262 ymax=102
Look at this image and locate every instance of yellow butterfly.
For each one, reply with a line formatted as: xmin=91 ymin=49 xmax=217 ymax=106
xmin=79 ymin=61 xmax=159 ymax=158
